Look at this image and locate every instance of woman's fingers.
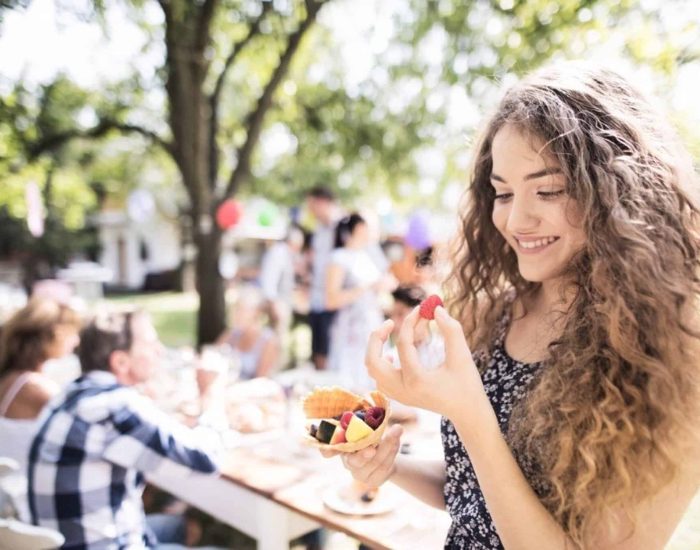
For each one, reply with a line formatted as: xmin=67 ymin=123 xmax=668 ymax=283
xmin=365 ymin=320 xmax=404 ymax=394
xmin=365 ymin=319 xmax=394 ymax=368
xmin=396 ymin=306 xmax=424 ymax=380
xmin=342 ymin=425 xmax=403 ymax=485
xmin=319 ymin=448 xmax=340 ymax=458
xmin=433 ymin=306 xmax=471 ymax=366
xmin=363 ymin=425 xmax=403 ymax=485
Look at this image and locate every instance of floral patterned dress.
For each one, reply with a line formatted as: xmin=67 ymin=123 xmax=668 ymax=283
xmin=441 ymin=308 xmax=548 ymax=549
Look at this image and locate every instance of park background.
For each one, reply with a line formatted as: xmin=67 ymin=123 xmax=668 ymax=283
xmin=1 ymin=1 xmax=699 ymax=548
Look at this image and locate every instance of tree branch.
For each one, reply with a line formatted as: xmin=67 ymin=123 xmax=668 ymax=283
xmin=195 ymin=0 xmax=218 ymax=53
xmin=222 ymin=0 xmax=327 ymax=200
xmin=28 ymin=119 xmax=175 ymax=161
xmin=207 ymin=2 xmax=272 ymax=188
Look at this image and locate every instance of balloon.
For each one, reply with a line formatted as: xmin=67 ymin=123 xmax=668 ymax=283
xmin=257 ymin=204 xmax=278 ymax=227
xmin=127 ymin=189 xmax=155 ymax=223
xmin=405 ymin=211 xmax=431 ymax=250
xmin=216 ymin=199 xmax=244 ymax=230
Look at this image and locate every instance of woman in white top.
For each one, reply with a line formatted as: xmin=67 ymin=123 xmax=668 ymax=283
xmin=325 ymin=213 xmax=392 ymax=391
xmin=217 ymin=287 xmax=280 ymax=379
xmin=0 ymin=299 xmax=81 ymax=519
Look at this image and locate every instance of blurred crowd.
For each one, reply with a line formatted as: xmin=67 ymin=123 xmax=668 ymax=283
xmin=0 ymin=184 xmax=445 ymax=548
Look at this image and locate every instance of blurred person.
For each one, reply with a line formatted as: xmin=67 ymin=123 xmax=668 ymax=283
xmin=217 ymin=286 xmax=280 ymax=379
xmin=258 ymin=224 xmax=305 ymax=365
xmin=0 ymin=299 xmax=81 ymax=520
xmin=326 ymin=213 xmax=391 ymax=391
xmin=28 ymin=309 xmax=222 ymax=549
xmin=305 ymin=185 xmax=342 ymax=370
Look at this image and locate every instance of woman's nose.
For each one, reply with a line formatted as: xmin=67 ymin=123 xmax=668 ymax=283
xmin=505 ymin=195 xmax=539 ymax=233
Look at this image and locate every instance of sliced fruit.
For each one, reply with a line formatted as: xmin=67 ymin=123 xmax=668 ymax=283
xmin=340 ymin=411 xmax=355 ymax=429
xmin=345 ymin=415 xmax=374 ymax=442
xmin=330 ymin=426 xmax=347 ymax=444
xmin=315 ymin=419 xmax=338 ymax=444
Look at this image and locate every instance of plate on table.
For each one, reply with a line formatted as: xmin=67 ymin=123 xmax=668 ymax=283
xmin=322 ymin=482 xmax=400 ymax=516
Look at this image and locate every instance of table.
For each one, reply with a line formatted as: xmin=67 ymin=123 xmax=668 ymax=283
xmin=149 ymin=422 xmax=450 ymax=550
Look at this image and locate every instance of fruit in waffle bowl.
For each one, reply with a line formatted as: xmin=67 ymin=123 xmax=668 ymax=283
xmin=301 ymin=386 xmax=390 ymax=452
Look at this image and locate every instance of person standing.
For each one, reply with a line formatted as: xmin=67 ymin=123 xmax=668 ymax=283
xmin=325 ymin=213 xmax=386 ymax=392
xmin=258 ymin=224 xmax=305 ymax=365
xmin=305 ymin=186 xmax=342 ymax=370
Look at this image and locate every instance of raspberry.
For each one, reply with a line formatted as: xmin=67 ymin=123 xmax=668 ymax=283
xmin=340 ymin=411 xmax=355 ymax=430
xmin=419 ymin=294 xmax=443 ymax=320
xmin=364 ymin=406 xmax=385 ymax=430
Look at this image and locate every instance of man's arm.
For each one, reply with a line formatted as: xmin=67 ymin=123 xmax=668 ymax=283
xmin=103 ymin=391 xmax=220 ymax=475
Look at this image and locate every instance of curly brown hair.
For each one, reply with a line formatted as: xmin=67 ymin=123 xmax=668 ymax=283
xmin=0 ymin=299 xmax=82 ymax=376
xmin=446 ymin=63 xmax=700 ymax=547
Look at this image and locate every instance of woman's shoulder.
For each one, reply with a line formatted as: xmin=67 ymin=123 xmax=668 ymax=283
xmin=20 ymin=372 xmax=58 ymax=400
xmin=1 ymin=371 xmax=57 ymax=419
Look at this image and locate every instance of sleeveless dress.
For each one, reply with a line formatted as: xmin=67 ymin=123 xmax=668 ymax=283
xmin=226 ymin=327 xmax=276 ymax=379
xmin=326 ymin=247 xmax=384 ymax=392
xmin=0 ymin=372 xmax=43 ymax=521
xmin=441 ymin=306 xmax=550 ymax=549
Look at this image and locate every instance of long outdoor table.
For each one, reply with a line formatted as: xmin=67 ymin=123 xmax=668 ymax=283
xmin=148 ymin=426 xmax=450 ymax=549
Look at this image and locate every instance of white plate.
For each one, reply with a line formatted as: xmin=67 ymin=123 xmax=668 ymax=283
xmin=322 ymin=483 xmax=400 ymax=516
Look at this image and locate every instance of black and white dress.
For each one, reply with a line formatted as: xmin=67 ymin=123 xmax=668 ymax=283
xmin=441 ymin=307 xmax=548 ymax=549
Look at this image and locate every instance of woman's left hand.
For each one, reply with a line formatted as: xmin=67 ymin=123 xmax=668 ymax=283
xmin=365 ymin=305 xmax=489 ymax=421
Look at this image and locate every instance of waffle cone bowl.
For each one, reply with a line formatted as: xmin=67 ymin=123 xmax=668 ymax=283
xmin=301 ymin=387 xmax=390 ymax=453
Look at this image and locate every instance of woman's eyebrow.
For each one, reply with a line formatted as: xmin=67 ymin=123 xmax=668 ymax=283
xmin=490 ymin=167 xmax=562 ymax=182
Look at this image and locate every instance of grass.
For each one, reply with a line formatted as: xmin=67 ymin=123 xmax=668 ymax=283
xmin=103 ymin=291 xmax=198 ymax=348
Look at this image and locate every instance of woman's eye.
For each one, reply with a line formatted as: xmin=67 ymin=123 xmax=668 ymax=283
xmin=537 ymin=189 xmax=566 ymax=200
xmin=494 ymin=193 xmax=512 ymax=202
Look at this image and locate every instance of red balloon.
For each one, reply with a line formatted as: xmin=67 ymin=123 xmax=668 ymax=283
xmin=216 ymin=199 xmax=243 ymax=230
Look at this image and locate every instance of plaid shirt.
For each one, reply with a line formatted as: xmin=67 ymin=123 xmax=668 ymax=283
xmin=27 ymin=371 xmax=220 ymax=550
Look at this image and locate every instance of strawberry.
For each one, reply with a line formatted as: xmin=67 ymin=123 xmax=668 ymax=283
xmin=419 ymin=294 xmax=443 ymax=320
xmin=340 ymin=411 xmax=355 ymax=430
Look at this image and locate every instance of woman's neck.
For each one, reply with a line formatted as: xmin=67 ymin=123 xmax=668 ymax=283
xmin=529 ymin=277 xmax=576 ymax=317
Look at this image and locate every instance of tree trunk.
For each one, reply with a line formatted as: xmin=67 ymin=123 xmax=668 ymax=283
xmin=194 ymin=229 xmax=226 ymax=346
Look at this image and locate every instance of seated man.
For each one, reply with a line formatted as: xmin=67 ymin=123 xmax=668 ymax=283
xmin=27 ymin=309 xmax=221 ymax=549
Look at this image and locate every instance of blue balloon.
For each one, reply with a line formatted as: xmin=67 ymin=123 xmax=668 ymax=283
xmin=405 ymin=211 xmax=431 ymax=249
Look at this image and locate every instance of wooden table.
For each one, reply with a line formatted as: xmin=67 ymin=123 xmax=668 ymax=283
xmin=149 ymin=421 xmax=450 ymax=550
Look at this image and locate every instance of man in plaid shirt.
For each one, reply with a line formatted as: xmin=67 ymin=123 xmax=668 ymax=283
xmin=27 ymin=310 xmax=221 ymax=549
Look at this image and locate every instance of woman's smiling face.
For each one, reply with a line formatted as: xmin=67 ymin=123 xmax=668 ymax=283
xmin=490 ymin=124 xmax=586 ymax=284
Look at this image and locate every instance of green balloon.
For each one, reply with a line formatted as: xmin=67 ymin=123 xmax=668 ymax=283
xmin=258 ymin=205 xmax=277 ymax=227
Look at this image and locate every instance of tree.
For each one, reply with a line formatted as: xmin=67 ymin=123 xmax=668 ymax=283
xmin=29 ymin=0 xmax=332 ymax=345
xmin=15 ymin=0 xmax=698 ymax=346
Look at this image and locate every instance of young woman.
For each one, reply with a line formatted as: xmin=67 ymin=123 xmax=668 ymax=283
xmin=217 ymin=286 xmax=280 ymax=379
xmin=328 ymin=63 xmax=700 ymax=549
xmin=0 ymin=298 xmax=81 ymax=519
xmin=325 ymin=213 xmax=390 ymax=391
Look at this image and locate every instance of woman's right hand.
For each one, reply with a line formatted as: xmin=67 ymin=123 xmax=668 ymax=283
xmin=320 ymin=424 xmax=404 ymax=486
